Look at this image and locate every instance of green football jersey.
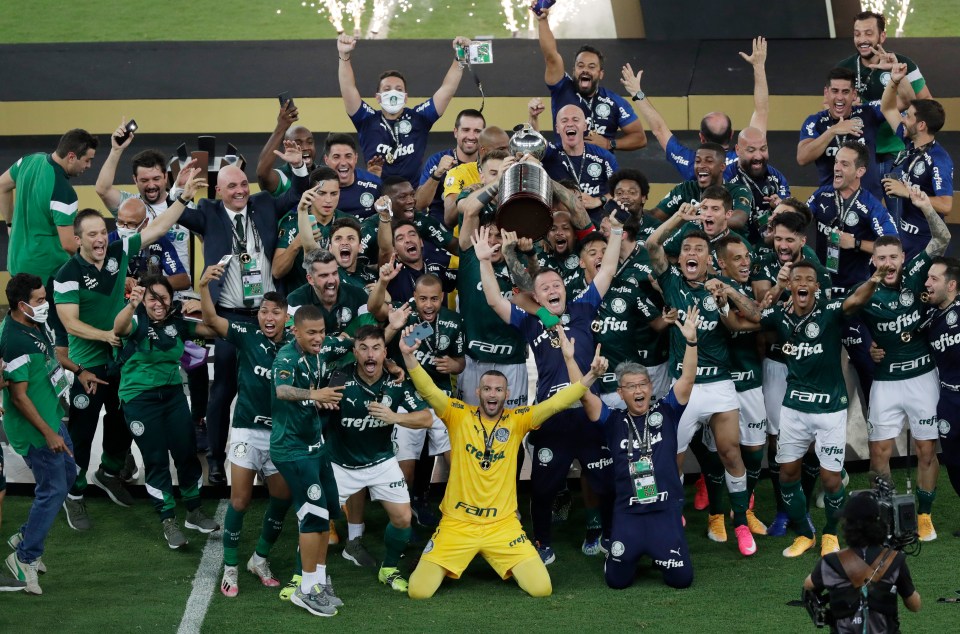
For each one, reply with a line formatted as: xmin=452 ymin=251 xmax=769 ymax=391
xmin=8 ymin=154 xmax=79 ymax=281
xmin=760 ymin=299 xmax=849 ymax=414
xmin=655 ymin=180 xmax=753 ymax=220
xmin=535 ymin=247 xmax=584 ymax=294
xmin=269 ymin=163 xmax=295 ymax=196
xmin=339 ymin=263 xmax=377 ymax=290
xmin=286 ymin=281 xmax=369 ymax=337
xmin=0 ymin=317 xmax=66 ymax=455
xmin=117 ymin=311 xmax=189 ymax=403
xmin=54 ymin=233 xmax=143 ymax=367
xmin=858 ymin=251 xmax=934 ymax=381
xmin=325 ymin=368 xmax=428 ymax=469
xmin=749 ymin=246 xmax=832 ymax=363
xmin=387 ymin=301 xmax=464 ymax=392
xmin=588 ymin=276 xmax=661 ymax=394
xmin=226 ymin=320 xmax=293 ymax=430
xmin=457 ymin=247 xmax=527 ymax=364
xmin=657 ymin=267 xmax=732 ymax=383
xmin=661 ymin=223 xmax=753 ymax=264
xmin=722 ymin=278 xmax=763 ymax=392
xmin=270 ymin=337 xmax=351 ymax=462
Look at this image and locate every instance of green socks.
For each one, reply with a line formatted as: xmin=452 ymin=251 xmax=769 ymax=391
xmin=780 ymin=480 xmax=812 ymax=538
xmin=823 ymin=485 xmax=846 ymax=535
xmin=383 ymin=524 xmax=412 ymax=568
xmin=801 ymin=453 xmax=820 ymax=509
xmin=256 ymin=496 xmax=291 ymax=557
xmin=223 ymin=506 xmax=246 ymax=567
xmin=917 ymin=488 xmax=936 ymax=515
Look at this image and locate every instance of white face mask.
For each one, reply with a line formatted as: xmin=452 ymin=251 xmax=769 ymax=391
xmin=23 ymin=301 xmax=50 ymax=324
xmin=116 ymin=226 xmax=138 ymax=240
xmin=379 ymin=90 xmax=406 ymax=115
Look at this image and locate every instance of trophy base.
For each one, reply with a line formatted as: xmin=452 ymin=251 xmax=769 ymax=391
xmin=496 ymin=197 xmax=553 ymax=241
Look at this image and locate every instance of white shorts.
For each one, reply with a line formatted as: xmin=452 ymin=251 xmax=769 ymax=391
xmin=648 ymin=363 xmax=670 ymax=401
xmin=738 ymin=387 xmax=767 ymax=447
xmin=392 ymin=411 xmax=451 ymax=461
xmin=676 ymin=379 xmax=739 ymax=453
xmin=227 ymin=427 xmax=278 ymax=477
xmin=762 ymin=358 xmax=788 ymax=435
xmin=333 ymin=458 xmax=409 ymax=505
xmin=777 ymin=407 xmax=847 ymax=472
xmin=867 ymin=369 xmax=940 ymax=442
xmin=458 ymin=357 xmax=528 ymax=409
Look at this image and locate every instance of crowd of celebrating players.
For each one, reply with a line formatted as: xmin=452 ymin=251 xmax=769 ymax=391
xmin=0 ymin=5 xmax=955 ymax=620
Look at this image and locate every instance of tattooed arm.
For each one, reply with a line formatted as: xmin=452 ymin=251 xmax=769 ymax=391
xmin=501 ymin=230 xmax=537 ymax=291
xmin=552 ymin=180 xmax=591 ymax=230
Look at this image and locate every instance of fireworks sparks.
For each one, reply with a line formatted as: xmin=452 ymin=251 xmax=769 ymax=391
xmin=862 ymin=0 xmax=914 ymax=36
xmin=284 ymin=0 xmax=584 ymax=38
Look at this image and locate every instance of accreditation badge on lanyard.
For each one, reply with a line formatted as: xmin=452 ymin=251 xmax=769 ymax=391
xmin=46 ymin=356 xmax=69 ymax=411
xmin=240 ymin=253 xmax=264 ymax=303
xmin=627 ymin=414 xmax=659 ymax=504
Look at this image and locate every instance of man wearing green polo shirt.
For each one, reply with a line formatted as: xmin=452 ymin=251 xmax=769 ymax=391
xmin=0 ymin=129 xmax=99 ymax=340
xmin=52 ymin=172 xmax=201 ymax=530
xmin=2 ymin=273 xmax=74 ymax=595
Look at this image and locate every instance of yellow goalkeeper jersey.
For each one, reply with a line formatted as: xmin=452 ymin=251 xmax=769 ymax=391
xmin=408 ymin=364 xmax=586 ymax=525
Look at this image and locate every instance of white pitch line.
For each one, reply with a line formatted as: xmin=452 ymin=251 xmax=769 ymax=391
xmin=177 ymin=499 xmax=228 ymax=634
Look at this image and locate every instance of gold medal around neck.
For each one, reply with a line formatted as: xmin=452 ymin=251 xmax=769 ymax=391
xmin=239 ymin=253 xmax=252 ymax=264
xmin=921 ymin=291 xmax=930 ymax=303
xmin=385 ymin=150 xmax=396 ymax=164
xmin=901 ymin=332 xmax=912 ymax=343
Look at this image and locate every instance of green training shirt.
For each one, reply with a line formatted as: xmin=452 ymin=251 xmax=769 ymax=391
xmin=8 ymin=154 xmax=78 ymax=281
xmin=54 ymin=233 xmax=142 ymax=367
xmin=117 ymin=311 xmax=189 ymax=403
xmin=0 ymin=317 xmax=66 ymax=455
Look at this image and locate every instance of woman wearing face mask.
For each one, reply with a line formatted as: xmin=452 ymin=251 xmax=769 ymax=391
xmin=112 ymin=275 xmax=220 ymax=549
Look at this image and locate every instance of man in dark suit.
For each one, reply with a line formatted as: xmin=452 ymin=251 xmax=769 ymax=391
xmin=177 ymin=155 xmax=308 ymax=483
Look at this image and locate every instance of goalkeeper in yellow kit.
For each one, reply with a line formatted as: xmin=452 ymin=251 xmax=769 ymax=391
xmin=399 ymin=325 xmax=607 ymax=599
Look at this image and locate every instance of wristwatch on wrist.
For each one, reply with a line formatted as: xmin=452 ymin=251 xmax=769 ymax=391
xmin=631 ymin=90 xmax=645 ymax=102
xmin=609 ymin=138 xmax=617 ymax=151
xmin=430 ymin=170 xmax=443 ymax=182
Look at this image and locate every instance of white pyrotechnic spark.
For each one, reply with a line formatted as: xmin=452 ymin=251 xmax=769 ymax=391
xmin=501 ymin=0 xmax=585 ymax=34
xmin=862 ymin=0 xmax=913 ymax=37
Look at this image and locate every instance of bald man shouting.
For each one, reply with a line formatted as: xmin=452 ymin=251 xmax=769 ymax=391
xmin=541 ymin=104 xmax=619 ymax=222
xmin=174 ymin=148 xmax=309 ymax=485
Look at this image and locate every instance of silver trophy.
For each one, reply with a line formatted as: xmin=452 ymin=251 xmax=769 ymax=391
xmin=498 ymin=125 xmax=553 ymax=240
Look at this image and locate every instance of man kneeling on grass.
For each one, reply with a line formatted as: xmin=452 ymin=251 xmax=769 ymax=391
xmin=401 ymin=325 xmax=606 ymax=598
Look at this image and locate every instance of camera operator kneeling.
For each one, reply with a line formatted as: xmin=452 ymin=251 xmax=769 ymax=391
xmin=803 ymin=494 xmax=920 ymax=633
